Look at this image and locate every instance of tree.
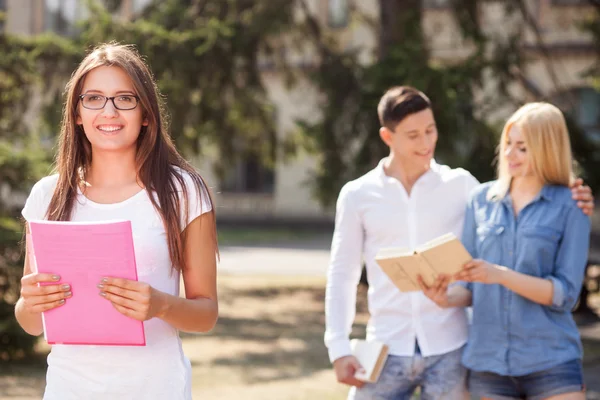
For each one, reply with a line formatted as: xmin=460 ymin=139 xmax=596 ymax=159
xmin=77 ymin=0 xmax=301 ymax=179
xmin=0 ymin=31 xmax=78 ymax=360
xmin=297 ymin=0 xmax=508 ymax=207
xmin=297 ymin=0 xmax=600 ymax=309
xmin=0 ymin=0 xmax=305 ymax=359
xmin=297 ymin=0 xmax=600 ymax=207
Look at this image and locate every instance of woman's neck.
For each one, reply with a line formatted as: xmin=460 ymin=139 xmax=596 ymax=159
xmin=509 ymin=176 xmax=544 ymax=216
xmin=509 ymin=175 xmax=544 ymax=197
xmin=86 ymin=151 xmax=139 ymax=189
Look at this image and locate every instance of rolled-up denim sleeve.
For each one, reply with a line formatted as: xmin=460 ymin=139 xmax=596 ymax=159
xmin=545 ymin=206 xmax=591 ymax=312
xmin=547 ymin=276 xmax=565 ymax=309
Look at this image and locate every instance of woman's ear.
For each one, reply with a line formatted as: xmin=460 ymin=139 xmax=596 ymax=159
xmin=76 ymin=115 xmax=82 ymax=125
xmin=142 ymin=118 xmax=149 ymax=127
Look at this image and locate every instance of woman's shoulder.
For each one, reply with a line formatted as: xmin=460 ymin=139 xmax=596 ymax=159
xmin=545 ymin=184 xmax=571 ymax=198
xmin=169 ymin=165 xmax=213 ymax=223
xmin=169 ymin=166 xmax=208 ymax=193
xmin=30 ymin=174 xmax=60 ymax=197
xmin=22 ymin=174 xmax=59 ymax=221
xmin=544 ymin=185 xmax=577 ymax=209
xmin=468 ymin=180 xmax=497 ymax=202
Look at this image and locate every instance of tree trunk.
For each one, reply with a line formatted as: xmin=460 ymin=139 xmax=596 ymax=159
xmin=378 ymin=0 xmax=424 ymax=60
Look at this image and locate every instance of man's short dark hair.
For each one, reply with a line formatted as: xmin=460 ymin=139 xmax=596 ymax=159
xmin=377 ymin=86 xmax=431 ymax=130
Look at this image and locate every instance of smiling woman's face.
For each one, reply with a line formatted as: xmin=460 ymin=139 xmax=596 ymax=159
xmin=76 ymin=65 xmax=148 ymax=154
xmin=504 ymin=125 xmax=534 ymax=178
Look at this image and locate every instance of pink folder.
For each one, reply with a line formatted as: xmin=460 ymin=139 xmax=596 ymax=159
xmin=28 ymin=220 xmax=146 ymax=346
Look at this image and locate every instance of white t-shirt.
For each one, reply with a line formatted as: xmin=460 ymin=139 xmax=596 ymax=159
xmin=21 ymin=169 xmax=212 ymax=400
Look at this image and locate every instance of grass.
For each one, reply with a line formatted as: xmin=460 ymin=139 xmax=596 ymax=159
xmin=2 ymin=276 xmax=600 ymax=400
xmin=0 ymin=275 xmax=367 ymax=400
xmin=183 ymin=275 xmax=368 ymax=400
xmin=584 ymin=340 xmax=600 ymax=362
xmin=0 ymin=354 xmax=46 ymax=399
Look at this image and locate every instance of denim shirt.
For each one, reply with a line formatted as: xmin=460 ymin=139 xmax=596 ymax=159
xmin=461 ymin=181 xmax=591 ymax=376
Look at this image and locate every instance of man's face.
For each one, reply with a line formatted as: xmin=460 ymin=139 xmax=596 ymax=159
xmin=380 ymin=108 xmax=438 ymax=168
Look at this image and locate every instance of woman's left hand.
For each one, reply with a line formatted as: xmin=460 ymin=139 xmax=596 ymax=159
xmin=98 ymin=277 xmax=168 ymax=321
xmin=454 ymin=259 xmax=506 ymax=285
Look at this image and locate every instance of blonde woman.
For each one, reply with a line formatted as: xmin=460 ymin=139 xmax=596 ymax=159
xmin=420 ymin=102 xmax=591 ymax=399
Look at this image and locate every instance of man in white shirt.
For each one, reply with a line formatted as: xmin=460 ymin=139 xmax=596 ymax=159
xmin=324 ymin=86 xmax=594 ymax=399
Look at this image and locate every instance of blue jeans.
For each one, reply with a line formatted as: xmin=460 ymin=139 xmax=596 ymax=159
xmin=468 ymin=358 xmax=585 ymax=400
xmin=348 ymin=345 xmax=467 ymax=400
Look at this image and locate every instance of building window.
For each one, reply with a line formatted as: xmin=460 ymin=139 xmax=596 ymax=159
xmin=220 ymin=154 xmax=275 ymax=194
xmin=328 ymin=0 xmax=349 ymax=29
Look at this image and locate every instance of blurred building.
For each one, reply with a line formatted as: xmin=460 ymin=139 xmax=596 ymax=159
xmin=208 ymin=0 xmax=600 ymax=223
xmin=3 ymin=0 xmax=599 ymax=223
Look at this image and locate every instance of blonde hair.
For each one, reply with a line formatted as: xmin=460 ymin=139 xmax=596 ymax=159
xmin=489 ymin=102 xmax=575 ymax=199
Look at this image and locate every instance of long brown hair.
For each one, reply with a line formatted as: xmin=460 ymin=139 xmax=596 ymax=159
xmin=46 ymin=43 xmax=218 ymax=271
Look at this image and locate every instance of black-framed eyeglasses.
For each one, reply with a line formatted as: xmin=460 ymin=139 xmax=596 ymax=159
xmin=79 ymin=94 xmax=140 ymax=110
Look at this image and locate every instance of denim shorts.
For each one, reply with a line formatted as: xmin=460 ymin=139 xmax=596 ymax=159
xmin=468 ymin=359 xmax=585 ymax=400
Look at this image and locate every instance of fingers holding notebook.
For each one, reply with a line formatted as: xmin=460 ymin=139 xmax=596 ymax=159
xmin=455 ymin=259 xmax=504 ymax=285
xmin=98 ymin=277 xmax=166 ymax=321
xmin=20 ymin=272 xmax=72 ymax=313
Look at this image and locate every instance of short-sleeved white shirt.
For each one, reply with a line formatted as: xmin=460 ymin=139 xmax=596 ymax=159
xmin=21 ymin=168 xmax=212 ymax=400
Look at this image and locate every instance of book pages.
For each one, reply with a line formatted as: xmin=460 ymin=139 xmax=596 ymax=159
xmin=351 ymin=339 xmax=389 ymax=383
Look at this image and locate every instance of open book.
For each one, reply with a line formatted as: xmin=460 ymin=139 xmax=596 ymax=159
xmin=375 ymin=233 xmax=472 ymax=292
xmin=28 ymin=220 xmax=145 ymax=346
xmin=351 ymin=339 xmax=389 ymax=383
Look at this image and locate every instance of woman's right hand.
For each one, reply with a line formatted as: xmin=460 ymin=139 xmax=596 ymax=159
xmin=19 ymin=273 xmax=72 ymax=313
xmin=418 ymin=274 xmax=452 ymax=308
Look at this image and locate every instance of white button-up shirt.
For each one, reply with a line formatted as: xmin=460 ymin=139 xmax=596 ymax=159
xmin=325 ymin=158 xmax=479 ymax=362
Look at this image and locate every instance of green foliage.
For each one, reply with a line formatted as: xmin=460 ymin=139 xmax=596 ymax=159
xmin=580 ymin=5 xmax=600 ymax=89
xmin=1 ymin=0 xmax=599 ymax=358
xmin=0 ymin=34 xmax=61 ymax=359
xmin=0 ymin=31 xmax=77 ymax=360
xmin=565 ymin=110 xmax=600 ymax=193
xmin=299 ymin=0 xmax=600 ymax=206
xmin=576 ymin=5 xmax=600 ymax=193
xmin=77 ymin=0 xmax=298 ymax=175
xmin=0 ymin=0 xmax=302 ymax=359
xmin=297 ymin=1 xmax=513 ymax=207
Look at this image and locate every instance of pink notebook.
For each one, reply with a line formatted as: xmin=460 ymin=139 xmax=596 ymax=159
xmin=28 ymin=220 xmax=146 ymax=346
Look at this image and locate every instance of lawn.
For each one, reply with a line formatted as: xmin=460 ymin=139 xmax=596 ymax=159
xmin=183 ymin=275 xmax=367 ymax=400
xmin=0 ymin=275 xmax=367 ymax=400
xmin=2 ymin=276 xmax=599 ymax=400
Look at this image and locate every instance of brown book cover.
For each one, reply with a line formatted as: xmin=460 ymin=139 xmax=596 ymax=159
xmin=375 ymin=233 xmax=472 ymax=292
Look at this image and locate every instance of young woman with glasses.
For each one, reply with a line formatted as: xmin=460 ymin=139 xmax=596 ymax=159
xmin=14 ymin=43 xmax=218 ymax=400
